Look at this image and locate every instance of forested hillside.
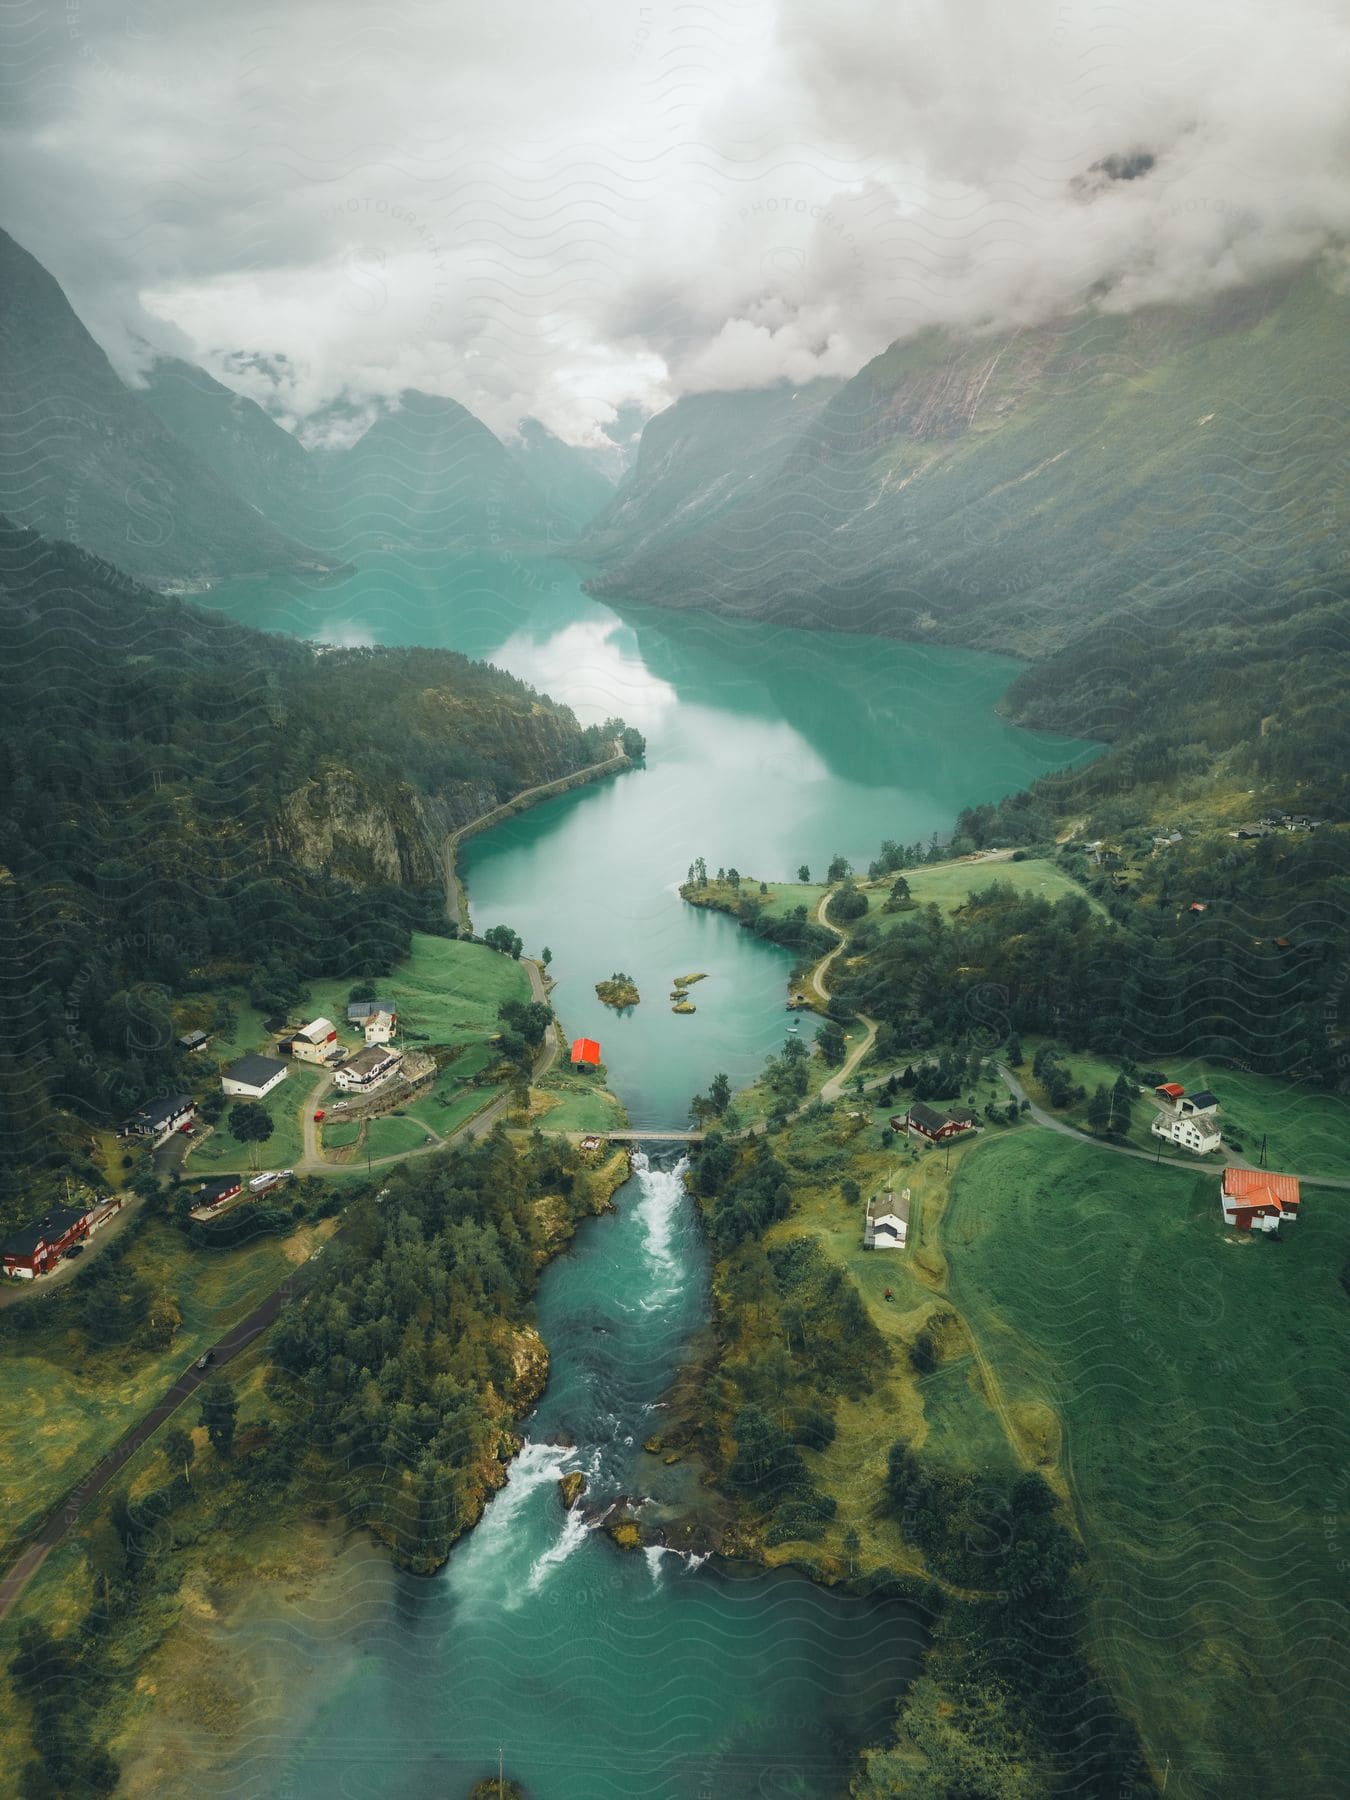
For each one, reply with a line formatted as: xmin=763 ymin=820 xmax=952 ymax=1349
xmin=0 ymin=519 xmax=627 ymax=1194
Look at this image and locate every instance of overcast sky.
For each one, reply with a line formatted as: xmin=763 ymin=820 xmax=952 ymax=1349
xmin=4 ymin=0 xmax=1348 ymax=444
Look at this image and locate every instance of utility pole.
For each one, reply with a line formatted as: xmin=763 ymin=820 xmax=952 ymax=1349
xmin=498 ymin=1744 xmax=504 ymax=1799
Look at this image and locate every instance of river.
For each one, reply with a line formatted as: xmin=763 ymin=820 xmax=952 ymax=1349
xmin=202 ymin=553 xmax=1097 ymax=1797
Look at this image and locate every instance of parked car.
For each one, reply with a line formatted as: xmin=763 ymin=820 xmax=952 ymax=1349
xmin=195 ymin=1351 xmax=214 ymax=1370
xmin=313 ymin=1109 xmax=326 ymax=1122
xmin=64 ymin=1244 xmax=85 ymax=1259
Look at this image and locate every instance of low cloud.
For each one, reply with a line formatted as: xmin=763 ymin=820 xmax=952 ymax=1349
xmin=1 ymin=0 xmax=1346 ymax=441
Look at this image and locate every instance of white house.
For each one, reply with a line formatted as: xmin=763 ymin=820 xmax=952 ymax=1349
xmin=1150 ymin=1087 xmax=1222 ymax=1155
xmin=333 ymin=1045 xmax=404 ymax=1092
xmin=288 ymin=1018 xmax=342 ymax=1065
xmin=221 ymin=1054 xmax=290 ymax=1100
xmin=361 ymin=1008 xmax=396 ymax=1046
xmin=865 ymin=1187 xmax=911 ymax=1250
xmin=348 ymin=999 xmax=397 ymax=1044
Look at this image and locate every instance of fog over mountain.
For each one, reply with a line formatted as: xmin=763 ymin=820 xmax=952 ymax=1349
xmin=1 ymin=0 xmax=1347 ymax=445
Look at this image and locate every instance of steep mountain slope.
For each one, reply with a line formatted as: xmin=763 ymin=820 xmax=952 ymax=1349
xmin=0 ymin=229 xmax=331 ymax=585
xmin=138 ymin=354 xmax=334 ymax=550
xmin=0 ymin=516 xmax=630 ymax=1185
xmin=507 ymin=417 xmax=615 ymax=532
xmin=588 ymin=271 xmax=1350 ymax=657
xmin=313 ymin=390 xmax=567 ymax=554
xmin=582 ymin=379 xmax=841 ymax=567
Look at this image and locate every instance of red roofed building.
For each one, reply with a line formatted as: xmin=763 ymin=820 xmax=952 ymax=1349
xmin=570 ymin=1037 xmax=601 ymax=1067
xmin=1220 ymin=1167 xmax=1301 ymax=1234
xmin=1154 ymin=1082 xmax=1186 ymax=1102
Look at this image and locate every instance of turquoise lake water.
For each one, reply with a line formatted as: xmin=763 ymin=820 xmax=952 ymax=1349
xmin=200 ymin=553 xmax=1097 ymax=1797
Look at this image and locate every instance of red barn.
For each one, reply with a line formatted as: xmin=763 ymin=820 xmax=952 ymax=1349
xmin=1 ymin=1204 xmax=92 ymax=1279
xmin=570 ymin=1037 xmax=601 ymax=1068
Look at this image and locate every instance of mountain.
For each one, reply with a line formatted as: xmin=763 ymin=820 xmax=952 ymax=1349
xmin=507 ymin=417 xmax=615 ymax=533
xmin=0 ymin=228 xmax=333 ymax=585
xmin=581 ymin=379 xmax=841 ymax=568
xmin=138 ymin=354 xmax=334 ymax=549
xmin=586 ymin=271 xmax=1350 ymax=657
xmin=0 ymin=514 xmax=630 ymax=1189
xmin=313 ymin=390 xmax=568 ymax=555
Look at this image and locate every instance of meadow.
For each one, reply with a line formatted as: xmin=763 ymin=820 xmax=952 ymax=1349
xmin=943 ymin=1130 xmax=1350 ymax=1800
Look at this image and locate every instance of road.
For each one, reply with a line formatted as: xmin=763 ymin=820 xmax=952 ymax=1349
xmin=443 ymin=743 xmax=629 ymax=932
xmin=810 ymin=891 xmax=880 ymax=1103
xmin=0 ymin=1252 xmax=320 ymax=1623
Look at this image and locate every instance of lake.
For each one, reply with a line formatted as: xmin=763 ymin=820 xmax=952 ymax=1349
xmin=198 ymin=552 xmax=1096 ymax=1797
xmin=212 ymin=552 xmax=1098 ymax=1128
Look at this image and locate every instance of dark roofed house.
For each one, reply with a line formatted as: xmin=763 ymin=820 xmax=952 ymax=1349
xmin=2 ymin=1204 xmax=92 ymax=1278
xmin=900 ymin=1102 xmax=980 ymax=1143
xmin=120 ymin=1093 xmax=194 ymax=1143
xmin=178 ymin=1029 xmax=210 ymax=1053
xmin=347 ymin=998 xmax=396 ymax=1022
xmin=189 ymin=1175 xmax=244 ymax=1217
xmin=221 ymin=1054 xmax=289 ymax=1100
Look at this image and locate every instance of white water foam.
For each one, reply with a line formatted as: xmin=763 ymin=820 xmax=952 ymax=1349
xmin=630 ymin=1153 xmax=690 ymax=1300
xmin=524 ymin=1501 xmax=594 ymax=1597
xmin=445 ymin=1440 xmax=573 ymax=1603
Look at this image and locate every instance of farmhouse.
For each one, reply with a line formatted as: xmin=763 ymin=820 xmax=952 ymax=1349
xmin=896 ymin=1102 xmax=980 ymax=1144
xmin=288 ymin=1018 xmax=343 ymax=1066
xmin=1151 ymin=1086 xmax=1222 ymax=1154
xmin=1220 ymin=1167 xmax=1301 ymax=1234
xmin=189 ymin=1174 xmax=244 ymax=1215
xmin=120 ymin=1093 xmax=194 ymax=1144
xmin=864 ymin=1187 xmax=911 ymax=1250
xmin=333 ymin=1044 xmax=404 ymax=1092
xmin=1 ymin=1204 xmax=91 ymax=1278
xmin=221 ymin=1054 xmax=289 ymax=1100
xmin=348 ymin=999 xmax=398 ymax=1044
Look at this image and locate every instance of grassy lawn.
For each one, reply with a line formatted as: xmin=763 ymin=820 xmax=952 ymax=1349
xmin=1017 ymin=1036 xmax=1350 ymax=1181
xmin=943 ymin=1131 xmax=1350 ymax=1800
xmin=0 ymin=1215 xmax=326 ymax=1553
xmin=739 ymin=1106 xmax=1025 ymax=1578
xmin=363 ymin=1113 xmax=442 ymax=1159
xmin=300 ymin=932 xmax=529 ymax=1052
xmin=885 ymin=854 xmax=1101 ymax=916
xmin=530 ymin=1079 xmax=626 ymax=1133
xmin=186 ymin=1063 xmax=324 ymax=1174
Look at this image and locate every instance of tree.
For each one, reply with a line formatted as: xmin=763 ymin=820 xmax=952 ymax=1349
xmin=348 ymin=980 xmax=377 ymax=1004
xmin=1110 ymin=1073 xmax=1135 ymax=1133
xmin=541 ymin=946 xmax=552 ymax=969
xmin=827 ymin=853 xmax=851 ymax=882
xmin=840 ymin=1178 xmax=861 ymax=1207
xmin=1006 ymin=1034 xmax=1024 ymax=1067
xmin=690 ymin=1094 xmax=716 ymax=1130
xmin=198 ymin=1379 xmax=238 ymax=1459
xmin=484 ymin=924 xmax=522 ymax=958
xmin=797 ymin=865 xmax=810 ymax=882
xmin=709 ymin=1072 xmax=732 ymax=1114
xmin=829 ymin=884 xmax=868 ymax=924
xmin=161 ymin=1426 xmax=195 ymax=1482
xmin=1087 ymin=1084 xmax=1112 ymax=1132
xmin=850 ymin=1073 xmax=867 ymax=1099
xmin=228 ymin=1101 xmax=274 ymax=1170
xmin=816 ymin=1021 xmax=847 ymax=1067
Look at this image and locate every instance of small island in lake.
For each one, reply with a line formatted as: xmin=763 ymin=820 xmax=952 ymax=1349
xmin=596 ymin=971 xmax=640 ymax=1008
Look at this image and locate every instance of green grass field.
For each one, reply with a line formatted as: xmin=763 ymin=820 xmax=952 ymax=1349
xmin=363 ymin=1114 xmax=441 ymax=1158
xmin=885 ymin=854 xmax=1100 ymax=916
xmin=944 ymin=1131 xmax=1350 ymax=1799
xmin=1017 ymin=1036 xmax=1350 ymax=1181
xmin=530 ymin=1080 xmax=626 ymax=1133
xmin=186 ymin=1064 xmax=323 ymax=1174
xmin=0 ymin=1216 xmax=322 ymax=1551
xmin=301 ymin=932 xmax=529 ymax=1052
